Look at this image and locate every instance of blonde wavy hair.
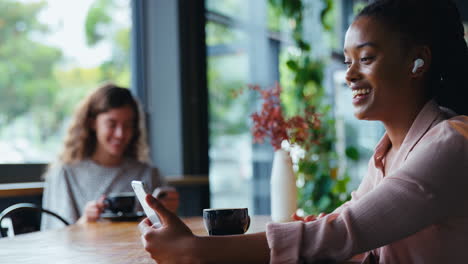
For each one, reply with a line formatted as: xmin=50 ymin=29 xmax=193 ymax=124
xmin=59 ymin=83 xmax=150 ymax=164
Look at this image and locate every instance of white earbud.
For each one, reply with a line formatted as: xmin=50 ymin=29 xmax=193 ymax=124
xmin=412 ymin=58 xmax=425 ymax=73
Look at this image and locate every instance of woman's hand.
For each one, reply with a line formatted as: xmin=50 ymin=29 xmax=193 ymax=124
xmin=153 ymin=187 xmax=180 ymax=214
xmin=77 ymin=195 xmax=106 ymax=224
xmin=292 ymin=212 xmax=327 ymax=222
xmin=139 ymin=194 xmax=197 ymax=263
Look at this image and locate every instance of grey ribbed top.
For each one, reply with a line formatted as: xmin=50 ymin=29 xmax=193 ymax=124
xmin=41 ymin=158 xmax=163 ymax=230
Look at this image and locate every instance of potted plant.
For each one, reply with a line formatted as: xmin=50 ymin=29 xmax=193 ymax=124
xmin=249 ymin=83 xmax=323 ymax=221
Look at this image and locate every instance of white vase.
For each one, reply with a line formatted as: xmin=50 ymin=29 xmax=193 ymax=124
xmin=270 ymin=149 xmax=297 ymax=222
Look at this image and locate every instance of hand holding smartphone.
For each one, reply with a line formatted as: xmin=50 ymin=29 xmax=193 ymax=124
xmin=131 ymin=180 xmax=161 ymax=225
xmin=153 ymin=186 xmax=177 ymax=199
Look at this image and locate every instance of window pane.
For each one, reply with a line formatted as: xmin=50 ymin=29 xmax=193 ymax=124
xmin=0 ymin=0 xmax=131 ymax=163
xmin=206 ymin=0 xmax=274 ymax=214
xmin=206 ymin=0 xmax=249 ymax=21
xmin=206 ymin=21 xmax=247 ymax=46
xmin=207 ymin=27 xmax=253 ymax=211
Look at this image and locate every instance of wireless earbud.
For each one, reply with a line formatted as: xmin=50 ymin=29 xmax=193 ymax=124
xmin=412 ymin=58 xmax=425 ymax=73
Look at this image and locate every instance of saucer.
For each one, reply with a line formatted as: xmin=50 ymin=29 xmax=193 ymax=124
xmin=101 ymin=211 xmax=145 ymax=222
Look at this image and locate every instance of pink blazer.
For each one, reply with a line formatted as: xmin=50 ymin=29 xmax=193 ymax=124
xmin=266 ymin=100 xmax=468 ymax=263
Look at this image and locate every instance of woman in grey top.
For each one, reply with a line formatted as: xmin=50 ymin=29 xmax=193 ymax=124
xmin=42 ymin=83 xmax=179 ymax=229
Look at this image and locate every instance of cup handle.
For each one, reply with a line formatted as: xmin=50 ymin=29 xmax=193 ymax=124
xmin=245 ymin=215 xmax=251 ymax=233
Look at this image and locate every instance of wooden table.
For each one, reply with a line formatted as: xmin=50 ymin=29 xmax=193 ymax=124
xmin=0 ymin=215 xmax=271 ymax=263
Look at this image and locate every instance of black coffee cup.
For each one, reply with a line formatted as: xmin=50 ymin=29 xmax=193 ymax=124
xmin=203 ymin=208 xmax=250 ymax=236
xmin=104 ymin=192 xmax=136 ymax=215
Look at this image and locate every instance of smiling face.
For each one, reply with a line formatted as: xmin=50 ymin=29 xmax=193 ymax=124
xmin=344 ymin=16 xmax=417 ymax=121
xmin=93 ymin=105 xmax=135 ymax=160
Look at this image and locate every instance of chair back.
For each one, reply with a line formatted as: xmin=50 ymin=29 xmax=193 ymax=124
xmin=0 ymin=203 xmax=69 ymax=237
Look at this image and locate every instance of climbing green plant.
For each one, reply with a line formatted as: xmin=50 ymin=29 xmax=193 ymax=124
xmin=269 ymin=0 xmax=359 ymax=215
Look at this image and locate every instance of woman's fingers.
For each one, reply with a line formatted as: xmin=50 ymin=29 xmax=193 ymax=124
xmin=96 ymin=196 xmax=106 ymax=211
xmin=98 ymin=195 xmax=106 ymax=203
xmin=138 ymin=218 xmax=156 ymax=251
xmin=145 ymin=194 xmax=174 ymax=224
xmin=292 ymin=212 xmax=325 ymax=222
xmin=153 ymin=187 xmax=177 ymax=199
xmin=84 ymin=196 xmax=110 ymax=221
xmin=160 ymin=200 xmax=179 ymax=213
xmin=138 ymin=218 xmax=153 ymax=233
xmin=159 ymin=191 xmax=180 ymax=213
xmin=304 ymin=215 xmax=317 ymax=222
xmin=138 ymin=196 xmax=195 ymax=263
xmin=290 ymin=212 xmax=328 ymax=222
xmin=298 ymin=213 xmax=327 ymax=222
xmin=83 ymin=206 xmax=99 ymax=222
xmin=292 ymin=212 xmax=304 ymax=221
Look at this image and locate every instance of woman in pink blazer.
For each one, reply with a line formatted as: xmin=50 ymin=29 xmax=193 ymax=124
xmin=139 ymin=0 xmax=468 ymax=263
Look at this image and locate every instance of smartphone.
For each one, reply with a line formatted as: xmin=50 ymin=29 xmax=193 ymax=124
xmin=131 ymin=180 xmax=161 ymax=225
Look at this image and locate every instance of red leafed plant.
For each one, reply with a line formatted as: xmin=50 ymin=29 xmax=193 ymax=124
xmin=250 ymin=83 xmax=322 ymax=151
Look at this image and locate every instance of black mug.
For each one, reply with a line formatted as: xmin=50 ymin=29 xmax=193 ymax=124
xmin=203 ymin=208 xmax=250 ymax=236
xmin=104 ymin=192 xmax=136 ymax=215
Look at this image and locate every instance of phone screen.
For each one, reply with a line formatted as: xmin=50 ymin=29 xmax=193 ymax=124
xmin=131 ymin=180 xmax=161 ymax=225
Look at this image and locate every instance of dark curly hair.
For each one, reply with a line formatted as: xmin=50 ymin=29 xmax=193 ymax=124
xmin=357 ymin=0 xmax=468 ymax=115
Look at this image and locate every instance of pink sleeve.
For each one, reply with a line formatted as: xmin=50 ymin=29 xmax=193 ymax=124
xmin=332 ymin=158 xmax=376 ymax=214
xmin=266 ymin=221 xmax=304 ymax=264
xmin=266 ymin=118 xmax=468 ymax=263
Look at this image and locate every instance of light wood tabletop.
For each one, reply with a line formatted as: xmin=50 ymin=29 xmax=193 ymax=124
xmin=0 ymin=215 xmax=271 ymax=263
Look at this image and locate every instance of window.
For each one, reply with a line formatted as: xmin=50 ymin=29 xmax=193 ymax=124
xmin=206 ymin=0 xmax=290 ymax=214
xmin=206 ymin=1 xmax=253 ymax=211
xmin=206 ymin=0 xmax=380 ymax=213
xmin=0 ymin=0 xmax=132 ymax=164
